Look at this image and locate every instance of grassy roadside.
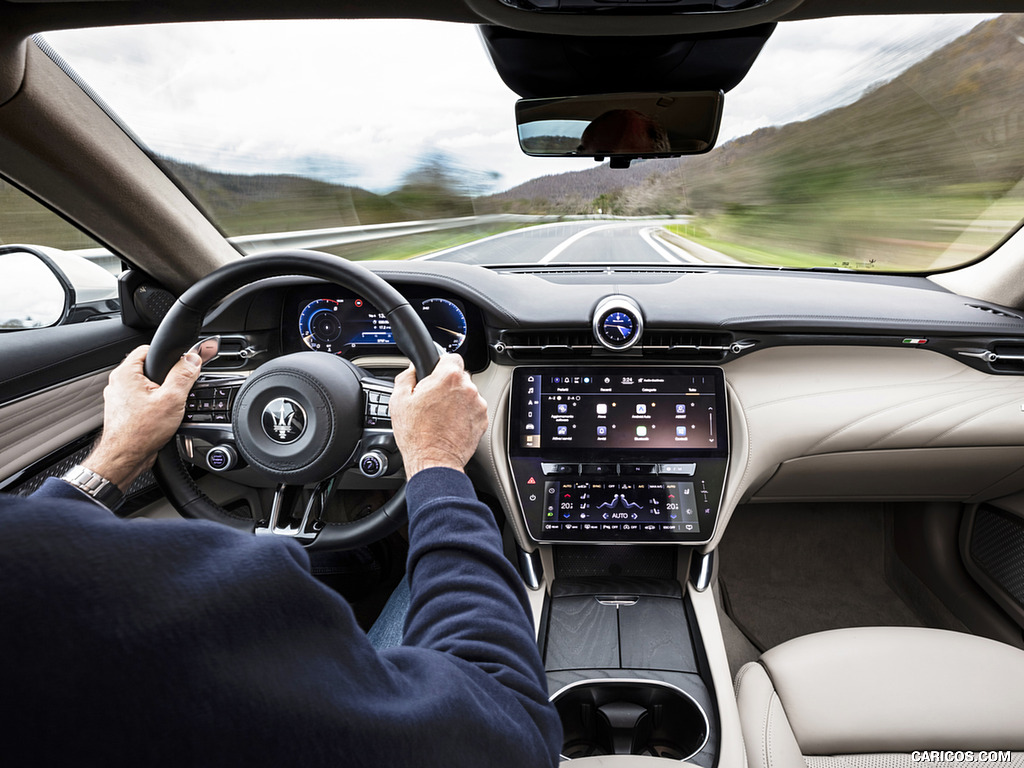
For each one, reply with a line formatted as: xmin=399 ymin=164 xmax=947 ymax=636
xmin=664 ymin=224 xmax=837 ymax=269
xmin=666 ymin=193 xmax=1024 ymax=272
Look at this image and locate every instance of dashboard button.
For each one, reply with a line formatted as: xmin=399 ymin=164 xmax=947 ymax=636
xmin=582 ymin=463 xmax=617 ymax=475
xmin=657 ymin=463 xmax=697 ymax=476
xmin=206 ymin=445 xmax=237 ymax=472
xmin=541 ymin=463 xmax=578 ymax=476
xmin=620 ymin=464 xmax=654 ymax=476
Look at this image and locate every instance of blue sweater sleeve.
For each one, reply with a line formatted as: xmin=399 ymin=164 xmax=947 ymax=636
xmin=34 ymin=474 xmax=111 ymax=509
xmin=0 ymin=468 xmax=561 ymax=767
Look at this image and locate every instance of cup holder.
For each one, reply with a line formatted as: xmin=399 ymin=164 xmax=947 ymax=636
xmin=552 ymin=679 xmax=709 ymax=761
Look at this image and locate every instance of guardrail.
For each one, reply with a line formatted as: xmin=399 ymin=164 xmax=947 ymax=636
xmin=72 ymin=213 xmax=557 ymax=274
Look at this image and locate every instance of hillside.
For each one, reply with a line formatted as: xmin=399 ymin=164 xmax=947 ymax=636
xmin=162 ymin=159 xmax=425 ymax=236
xmin=482 ymin=15 xmax=1024 ymax=269
xmin=0 ymin=156 xmax=480 ymax=256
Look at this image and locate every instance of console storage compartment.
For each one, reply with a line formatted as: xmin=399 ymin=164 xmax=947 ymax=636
xmin=542 ymin=576 xmax=718 ymax=764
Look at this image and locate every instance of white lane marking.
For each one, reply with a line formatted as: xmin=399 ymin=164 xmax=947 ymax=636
xmin=539 ymin=222 xmax=641 ymax=264
xmin=639 ymin=227 xmax=687 ymax=263
xmin=415 ymin=220 xmax=587 ymax=261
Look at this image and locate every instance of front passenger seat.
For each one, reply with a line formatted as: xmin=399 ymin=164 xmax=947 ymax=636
xmin=736 ymin=627 xmax=1024 ymax=768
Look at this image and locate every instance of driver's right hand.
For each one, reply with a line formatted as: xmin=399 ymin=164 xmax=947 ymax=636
xmin=389 ymin=353 xmax=488 ymax=477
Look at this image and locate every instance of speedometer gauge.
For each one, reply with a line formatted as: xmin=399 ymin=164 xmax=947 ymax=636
xmin=299 ymin=298 xmax=344 ymax=353
xmin=421 ymin=298 xmax=468 ymax=353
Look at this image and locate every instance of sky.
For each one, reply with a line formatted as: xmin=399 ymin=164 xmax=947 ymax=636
xmin=45 ymin=13 xmax=997 ymax=195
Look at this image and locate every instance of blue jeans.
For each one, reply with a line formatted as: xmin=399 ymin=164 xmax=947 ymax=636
xmin=366 ymin=576 xmax=410 ymax=650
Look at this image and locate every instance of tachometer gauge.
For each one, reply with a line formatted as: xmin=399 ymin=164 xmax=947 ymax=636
xmin=421 ymin=298 xmax=468 ymax=353
xmin=299 ymin=298 xmax=344 ymax=353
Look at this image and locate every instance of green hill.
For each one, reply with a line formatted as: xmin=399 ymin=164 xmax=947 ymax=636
xmin=487 ymin=15 xmax=1024 ymax=270
xmin=162 ymin=159 xmax=414 ymax=236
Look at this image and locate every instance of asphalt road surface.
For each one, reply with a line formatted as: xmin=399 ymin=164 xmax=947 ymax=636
xmin=419 ymin=219 xmax=707 ymax=266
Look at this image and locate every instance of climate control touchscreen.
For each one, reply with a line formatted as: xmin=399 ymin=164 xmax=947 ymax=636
xmin=508 ymin=366 xmax=728 ymax=544
xmin=545 ymin=480 xmax=701 ymax=533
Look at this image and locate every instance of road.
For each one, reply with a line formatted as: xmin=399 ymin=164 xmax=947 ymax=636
xmin=419 ymin=219 xmax=709 ymax=266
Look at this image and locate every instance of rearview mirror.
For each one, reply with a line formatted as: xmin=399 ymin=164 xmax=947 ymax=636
xmin=516 ymin=91 xmax=723 ymax=168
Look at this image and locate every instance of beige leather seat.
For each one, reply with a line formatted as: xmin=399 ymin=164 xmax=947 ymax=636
xmin=736 ymin=627 xmax=1024 ymax=768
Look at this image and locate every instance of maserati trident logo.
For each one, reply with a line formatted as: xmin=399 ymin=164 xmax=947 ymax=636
xmin=261 ymin=398 xmax=306 ymax=444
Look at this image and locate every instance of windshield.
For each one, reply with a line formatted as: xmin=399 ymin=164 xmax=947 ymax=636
xmin=43 ymin=13 xmax=1024 ymax=273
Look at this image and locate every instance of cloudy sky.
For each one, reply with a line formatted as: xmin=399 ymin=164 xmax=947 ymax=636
xmin=46 ymin=13 xmax=995 ymax=195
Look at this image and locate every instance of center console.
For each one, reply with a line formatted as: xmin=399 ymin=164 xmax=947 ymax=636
xmin=507 ymin=366 xmax=729 ymax=544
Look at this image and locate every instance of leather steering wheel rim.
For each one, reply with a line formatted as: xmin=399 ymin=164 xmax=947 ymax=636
xmin=144 ymin=250 xmax=440 ymax=549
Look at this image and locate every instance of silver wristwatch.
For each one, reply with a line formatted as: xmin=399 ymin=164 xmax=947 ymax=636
xmin=61 ymin=465 xmax=124 ymax=509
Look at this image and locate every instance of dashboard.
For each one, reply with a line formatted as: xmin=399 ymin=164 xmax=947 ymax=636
xmin=194 ymin=261 xmax=1024 ymax=552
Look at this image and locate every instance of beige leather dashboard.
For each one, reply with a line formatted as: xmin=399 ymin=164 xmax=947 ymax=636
xmin=474 ymin=345 xmax=1024 ymax=553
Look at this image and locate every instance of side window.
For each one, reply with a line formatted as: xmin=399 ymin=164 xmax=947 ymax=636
xmin=0 ymin=179 xmax=120 ymax=331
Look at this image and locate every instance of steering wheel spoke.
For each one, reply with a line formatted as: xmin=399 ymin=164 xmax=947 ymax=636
xmin=361 ymin=375 xmax=394 ymax=429
xmin=255 ymin=479 xmax=337 ymax=541
xmin=356 ymin=376 xmax=403 ymax=477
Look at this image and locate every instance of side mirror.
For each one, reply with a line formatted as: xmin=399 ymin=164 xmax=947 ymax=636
xmin=516 ymin=91 xmax=723 ymax=168
xmin=0 ymin=245 xmax=119 ymax=331
xmin=0 ymin=247 xmax=72 ymax=330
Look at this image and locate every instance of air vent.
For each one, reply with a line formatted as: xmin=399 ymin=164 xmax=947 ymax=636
xmin=497 ymin=267 xmax=607 ymax=276
xmin=642 ymin=331 xmax=734 ymax=360
xmin=957 ymin=342 xmax=1024 ymax=374
xmin=496 ymin=329 xmax=744 ymax=360
xmin=990 ymin=342 xmax=1024 ymax=373
xmin=607 ymin=268 xmax=709 ymax=275
xmin=496 ymin=331 xmax=594 ymax=358
xmin=966 ymin=304 xmax=1023 ymax=320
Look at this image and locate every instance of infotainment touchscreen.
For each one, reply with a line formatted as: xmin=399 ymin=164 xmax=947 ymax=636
xmin=507 ymin=366 xmax=728 ymax=544
xmin=511 ymin=367 xmax=726 ymax=457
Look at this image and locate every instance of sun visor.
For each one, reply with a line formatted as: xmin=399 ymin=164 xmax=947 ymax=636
xmin=480 ymin=23 xmax=774 ymax=99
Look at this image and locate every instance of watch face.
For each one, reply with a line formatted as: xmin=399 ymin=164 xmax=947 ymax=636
xmin=602 ymin=311 xmax=635 ymax=344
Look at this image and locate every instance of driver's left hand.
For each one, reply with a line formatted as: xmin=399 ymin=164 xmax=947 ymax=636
xmin=83 ymin=345 xmax=203 ymax=491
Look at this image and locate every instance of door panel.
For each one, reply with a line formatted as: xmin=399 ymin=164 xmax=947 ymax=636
xmin=0 ymin=319 xmax=148 ymax=484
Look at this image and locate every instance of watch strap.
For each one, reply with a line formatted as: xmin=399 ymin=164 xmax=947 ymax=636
xmin=61 ymin=465 xmax=124 ymax=509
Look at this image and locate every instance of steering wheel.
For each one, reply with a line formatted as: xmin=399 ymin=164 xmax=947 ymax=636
xmin=144 ymin=250 xmax=440 ymax=550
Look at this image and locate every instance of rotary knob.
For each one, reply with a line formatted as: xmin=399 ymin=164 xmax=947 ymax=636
xmin=358 ymin=450 xmax=388 ymax=478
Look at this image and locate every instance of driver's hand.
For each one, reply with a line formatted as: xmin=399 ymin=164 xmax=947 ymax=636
xmin=390 ymin=354 xmax=488 ymax=477
xmin=83 ymin=345 xmax=203 ymax=490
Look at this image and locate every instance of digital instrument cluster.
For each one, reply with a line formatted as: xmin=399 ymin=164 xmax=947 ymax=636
xmin=287 ymin=287 xmax=483 ymax=367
